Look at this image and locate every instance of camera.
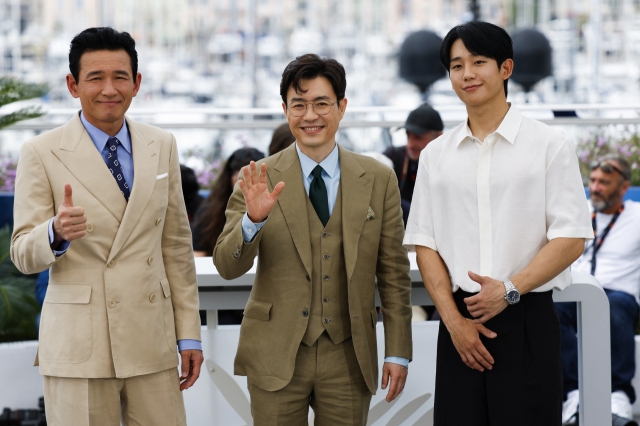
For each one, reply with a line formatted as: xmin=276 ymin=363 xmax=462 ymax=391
xmin=0 ymin=397 xmax=46 ymax=426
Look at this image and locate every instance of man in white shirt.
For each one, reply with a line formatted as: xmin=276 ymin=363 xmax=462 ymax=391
xmin=558 ymin=156 xmax=640 ymax=426
xmin=403 ymin=21 xmax=593 ymax=425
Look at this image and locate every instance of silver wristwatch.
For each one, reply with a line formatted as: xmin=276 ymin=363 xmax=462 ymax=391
xmin=503 ymin=280 xmax=521 ymax=305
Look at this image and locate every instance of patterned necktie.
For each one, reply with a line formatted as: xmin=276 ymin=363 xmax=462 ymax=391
xmin=309 ymin=165 xmax=330 ymax=226
xmin=106 ymin=137 xmax=131 ymax=201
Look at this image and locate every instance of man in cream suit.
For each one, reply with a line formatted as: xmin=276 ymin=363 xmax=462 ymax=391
xmin=214 ymin=54 xmax=413 ymax=425
xmin=11 ymin=27 xmax=202 ymax=426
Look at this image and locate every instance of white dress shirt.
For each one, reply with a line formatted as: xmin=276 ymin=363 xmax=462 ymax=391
xmin=573 ymin=200 xmax=640 ymax=304
xmin=404 ymin=105 xmax=593 ymax=293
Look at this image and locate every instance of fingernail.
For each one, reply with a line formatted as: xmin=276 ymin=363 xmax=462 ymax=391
xmin=491 ymin=332 xmax=496 ymax=337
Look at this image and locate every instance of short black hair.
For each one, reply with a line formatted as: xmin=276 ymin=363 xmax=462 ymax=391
xmin=280 ymin=54 xmax=346 ymax=106
xmin=69 ymin=27 xmax=138 ymax=83
xmin=440 ymin=21 xmax=513 ymax=97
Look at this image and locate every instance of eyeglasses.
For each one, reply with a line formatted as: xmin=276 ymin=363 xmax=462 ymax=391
xmin=287 ymin=101 xmax=338 ymax=117
xmin=590 ymin=160 xmax=630 ymax=181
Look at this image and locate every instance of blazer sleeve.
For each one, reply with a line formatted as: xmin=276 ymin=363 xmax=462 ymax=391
xmin=11 ymin=141 xmax=59 ymax=274
xmin=213 ymin=172 xmax=262 ymax=280
xmin=161 ymin=135 xmax=201 ymax=342
xmin=376 ymin=170 xmax=413 ymax=361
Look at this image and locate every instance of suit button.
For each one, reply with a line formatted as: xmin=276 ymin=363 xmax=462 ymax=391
xmin=323 ymin=297 xmax=329 ymax=302
xmin=86 ymin=223 xmax=94 ymax=233
xmin=148 ymin=257 xmax=154 ymax=265
xmin=322 ymin=232 xmax=328 ymax=238
xmin=107 ymin=299 xmax=116 ymax=308
xmin=233 ymin=252 xmax=239 ymax=259
xmin=323 ymin=254 xmax=329 ymax=260
xmin=323 ymin=318 xmax=330 ymax=323
xmin=302 ymin=310 xmax=309 ymax=317
xmin=156 ymin=218 xmax=162 ymax=226
xmin=149 ymin=294 xmax=156 ymax=303
xmin=323 ymin=275 xmax=330 ymax=281
xmin=107 ymin=260 xmax=115 ymax=267
xmin=306 ymin=275 xmax=310 ymax=282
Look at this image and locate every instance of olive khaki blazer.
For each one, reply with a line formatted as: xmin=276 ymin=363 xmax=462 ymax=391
xmin=11 ymin=113 xmax=201 ymax=379
xmin=214 ymin=144 xmax=412 ymax=394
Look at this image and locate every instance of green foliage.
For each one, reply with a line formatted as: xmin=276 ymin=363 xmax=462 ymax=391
xmin=576 ymin=126 xmax=640 ymax=186
xmin=0 ymin=226 xmax=39 ymax=342
xmin=0 ymin=76 xmax=48 ymax=130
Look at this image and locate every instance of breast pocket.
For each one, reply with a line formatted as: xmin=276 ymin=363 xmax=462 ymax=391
xmin=40 ymin=284 xmax=93 ymax=364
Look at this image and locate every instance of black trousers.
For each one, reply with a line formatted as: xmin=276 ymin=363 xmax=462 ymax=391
xmin=434 ymin=290 xmax=563 ymax=426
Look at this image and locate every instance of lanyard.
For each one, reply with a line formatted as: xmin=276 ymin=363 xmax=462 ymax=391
xmin=589 ymin=204 xmax=624 ymax=275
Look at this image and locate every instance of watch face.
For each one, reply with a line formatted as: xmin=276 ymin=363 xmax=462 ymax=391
xmin=507 ymin=290 xmax=520 ymax=304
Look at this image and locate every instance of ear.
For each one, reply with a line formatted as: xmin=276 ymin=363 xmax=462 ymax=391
xmin=621 ymin=180 xmax=631 ymax=194
xmin=501 ymin=58 xmax=514 ymax=80
xmin=338 ymin=98 xmax=348 ymax=117
xmin=132 ymin=73 xmax=142 ymax=96
xmin=281 ymin=101 xmax=287 ymax=115
xmin=66 ymin=74 xmax=79 ymax=99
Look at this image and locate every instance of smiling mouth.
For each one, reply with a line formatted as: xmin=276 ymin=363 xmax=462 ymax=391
xmin=463 ymin=85 xmax=482 ymax=91
xmin=301 ymin=126 xmax=324 ymax=133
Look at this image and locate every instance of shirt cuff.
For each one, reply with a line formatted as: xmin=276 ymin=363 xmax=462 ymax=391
xmin=241 ymin=213 xmax=267 ymax=243
xmin=177 ymin=339 xmax=202 ymax=351
xmin=384 ymin=356 xmax=409 ymax=368
xmin=48 ymin=218 xmax=70 ymax=256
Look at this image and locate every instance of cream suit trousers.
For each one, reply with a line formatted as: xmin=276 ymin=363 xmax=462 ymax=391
xmin=43 ymin=368 xmax=186 ymax=426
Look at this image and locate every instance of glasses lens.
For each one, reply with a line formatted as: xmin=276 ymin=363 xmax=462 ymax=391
xmin=314 ymin=102 xmax=332 ymax=115
xmin=289 ymin=104 xmax=305 ymax=117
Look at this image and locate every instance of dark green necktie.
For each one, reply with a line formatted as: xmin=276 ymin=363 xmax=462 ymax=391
xmin=309 ymin=165 xmax=330 ymax=226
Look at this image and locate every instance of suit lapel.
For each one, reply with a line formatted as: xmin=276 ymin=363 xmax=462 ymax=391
xmin=51 ymin=113 xmax=127 ymax=222
xmin=267 ymin=144 xmax=312 ymax=278
xmin=107 ymin=117 xmax=159 ymax=262
xmin=339 ymin=146 xmax=373 ymax=281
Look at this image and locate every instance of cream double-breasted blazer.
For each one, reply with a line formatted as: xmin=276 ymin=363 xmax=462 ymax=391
xmin=11 ymin=113 xmax=201 ymax=379
xmin=214 ymin=144 xmax=412 ymax=394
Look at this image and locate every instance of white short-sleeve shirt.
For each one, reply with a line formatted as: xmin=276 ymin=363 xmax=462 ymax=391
xmin=403 ymin=105 xmax=593 ymax=293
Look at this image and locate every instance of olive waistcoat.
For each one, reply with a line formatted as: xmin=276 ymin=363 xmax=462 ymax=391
xmin=301 ymin=185 xmax=351 ymax=346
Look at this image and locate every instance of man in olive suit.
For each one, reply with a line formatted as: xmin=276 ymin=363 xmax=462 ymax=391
xmin=214 ymin=54 xmax=413 ymax=425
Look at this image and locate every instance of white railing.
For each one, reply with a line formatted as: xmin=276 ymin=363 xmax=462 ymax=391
xmin=196 ymin=254 xmax=611 ymax=426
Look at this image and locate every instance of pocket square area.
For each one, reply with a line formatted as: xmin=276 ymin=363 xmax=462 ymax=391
xmin=366 ymin=206 xmax=376 ymax=221
xmin=156 ymin=173 xmax=168 ymax=180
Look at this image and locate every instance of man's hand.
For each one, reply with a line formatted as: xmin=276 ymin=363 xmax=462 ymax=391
xmin=179 ymin=349 xmax=204 ymax=391
xmin=448 ymin=316 xmax=497 ymax=371
xmin=464 ymin=271 xmax=509 ymax=324
xmin=52 ymin=184 xmax=87 ymax=246
xmin=239 ymin=162 xmax=285 ymax=223
xmin=381 ymin=362 xmax=408 ymax=402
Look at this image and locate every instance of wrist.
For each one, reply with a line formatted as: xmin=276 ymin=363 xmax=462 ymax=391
xmin=247 ymin=212 xmax=267 ymax=223
xmin=503 ymin=279 xmax=521 ymax=305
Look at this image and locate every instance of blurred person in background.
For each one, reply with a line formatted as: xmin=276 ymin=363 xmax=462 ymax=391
xmin=383 ymin=103 xmax=443 ymax=225
xmin=192 ymin=147 xmax=265 ymax=257
xmin=558 ymin=156 xmax=640 ymax=426
xmin=192 ymin=148 xmax=264 ymax=326
xmin=268 ymin=122 xmax=295 ymax=156
xmin=180 ymin=164 xmax=204 ymax=223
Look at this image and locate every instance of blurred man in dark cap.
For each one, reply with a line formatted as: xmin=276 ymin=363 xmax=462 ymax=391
xmin=384 ymin=103 xmax=443 ymax=224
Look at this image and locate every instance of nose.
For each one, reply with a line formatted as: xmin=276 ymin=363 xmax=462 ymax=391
xmin=302 ymin=103 xmax=319 ymax=121
xmin=101 ymin=78 xmax=117 ymax=96
xmin=463 ymin=67 xmax=475 ymax=81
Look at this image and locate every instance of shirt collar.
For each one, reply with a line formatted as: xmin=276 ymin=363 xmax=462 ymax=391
xmin=296 ymin=143 xmax=340 ymax=179
xmin=80 ymin=111 xmax=132 ymax=154
xmin=455 ymin=103 xmax=523 ymax=147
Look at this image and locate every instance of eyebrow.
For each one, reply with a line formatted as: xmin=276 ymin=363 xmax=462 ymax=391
xmin=85 ymin=70 xmax=131 ymax=78
xmin=289 ymin=95 xmax=332 ymax=102
xmin=450 ymin=53 xmax=482 ymax=63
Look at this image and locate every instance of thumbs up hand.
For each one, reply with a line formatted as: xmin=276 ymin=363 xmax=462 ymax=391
xmin=52 ymin=184 xmax=87 ymax=245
